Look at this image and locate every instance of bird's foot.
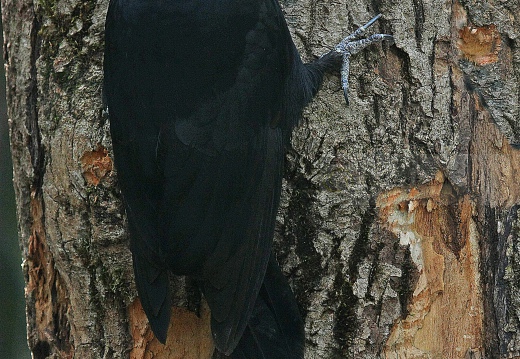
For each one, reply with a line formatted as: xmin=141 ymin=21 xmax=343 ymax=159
xmin=334 ymin=14 xmax=393 ymax=105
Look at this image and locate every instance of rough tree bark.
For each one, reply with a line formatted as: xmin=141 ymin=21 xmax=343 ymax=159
xmin=2 ymin=0 xmax=520 ymax=357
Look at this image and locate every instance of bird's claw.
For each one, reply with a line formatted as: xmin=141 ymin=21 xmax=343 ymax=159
xmin=334 ymin=14 xmax=394 ymax=105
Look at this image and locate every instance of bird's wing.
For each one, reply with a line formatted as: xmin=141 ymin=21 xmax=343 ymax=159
xmin=103 ymin=0 xmax=294 ymax=351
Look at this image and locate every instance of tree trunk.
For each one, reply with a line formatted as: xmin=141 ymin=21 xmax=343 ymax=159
xmin=2 ymin=0 xmax=520 ymax=357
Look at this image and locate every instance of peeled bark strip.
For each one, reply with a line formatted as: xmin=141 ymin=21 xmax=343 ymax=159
xmin=2 ymin=0 xmax=520 ymax=357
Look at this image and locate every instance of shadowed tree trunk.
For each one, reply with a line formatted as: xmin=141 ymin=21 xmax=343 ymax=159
xmin=2 ymin=0 xmax=520 ymax=357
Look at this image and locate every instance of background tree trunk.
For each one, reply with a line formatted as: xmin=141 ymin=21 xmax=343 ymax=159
xmin=2 ymin=0 xmax=520 ymax=357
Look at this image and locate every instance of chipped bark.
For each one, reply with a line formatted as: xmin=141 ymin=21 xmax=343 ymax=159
xmin=80 ymin=145 xmax=113 ymax=187
xmin=129 ymin=299 xmax=214 ymax=359
xmin=379 ymin=173 xmax=484 ymax=358
xmin=3 ymin=0 xmax=520 ymax=357
xmin=27 ymin=193 xmax=74 ymax=359
xmin=458 ymin=25 xmax=501 ymax=66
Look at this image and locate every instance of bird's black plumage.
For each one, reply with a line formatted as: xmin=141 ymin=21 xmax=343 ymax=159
xmin=104 ymin=0 xmax=390 ymax=355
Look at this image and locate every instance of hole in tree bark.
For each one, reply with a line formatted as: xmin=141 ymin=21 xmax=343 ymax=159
xmin=32 ymin=340 xmax=51 ymax=359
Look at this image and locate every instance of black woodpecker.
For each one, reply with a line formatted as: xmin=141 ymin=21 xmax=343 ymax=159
xmin=103 ymin=0 xmax=392 ymax=356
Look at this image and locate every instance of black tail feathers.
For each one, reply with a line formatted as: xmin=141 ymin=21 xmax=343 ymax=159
xmin=133 ymin=252 xmax=304 ymax=356
xmin=229 ymin=256 xmax=305 ymax=359
xmin=133 ymin=253 xmax=171 ymax=344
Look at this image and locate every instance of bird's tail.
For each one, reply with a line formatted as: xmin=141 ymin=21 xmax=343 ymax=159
xmin=229 ymin=255 xmax=305 ymax=359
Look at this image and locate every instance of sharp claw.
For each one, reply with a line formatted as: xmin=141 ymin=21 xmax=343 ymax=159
xmin=335 ymin=14 xmax=391 ymax=54
xmin=363 ymin=14 xmax=382 ymax=30
xmin=338 ymin=13 xmax=384 ymax=46
xmin=382 ymin=34 xmax=394 ymax=43
xmin=341 ymin=54 xmax=350 ymax=106
xmin=343 ymin=88 xmax=350 ymax=106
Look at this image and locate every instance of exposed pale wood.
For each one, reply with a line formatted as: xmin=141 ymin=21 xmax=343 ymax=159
xmin=129 ymin=300 xmax=214 ymax=359
xmin=379 ymin=173 xmax=484 ymax=358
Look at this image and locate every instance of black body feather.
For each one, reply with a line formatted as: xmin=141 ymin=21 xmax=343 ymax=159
xmin=103 ymin=0 xmax=339 ymax=355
